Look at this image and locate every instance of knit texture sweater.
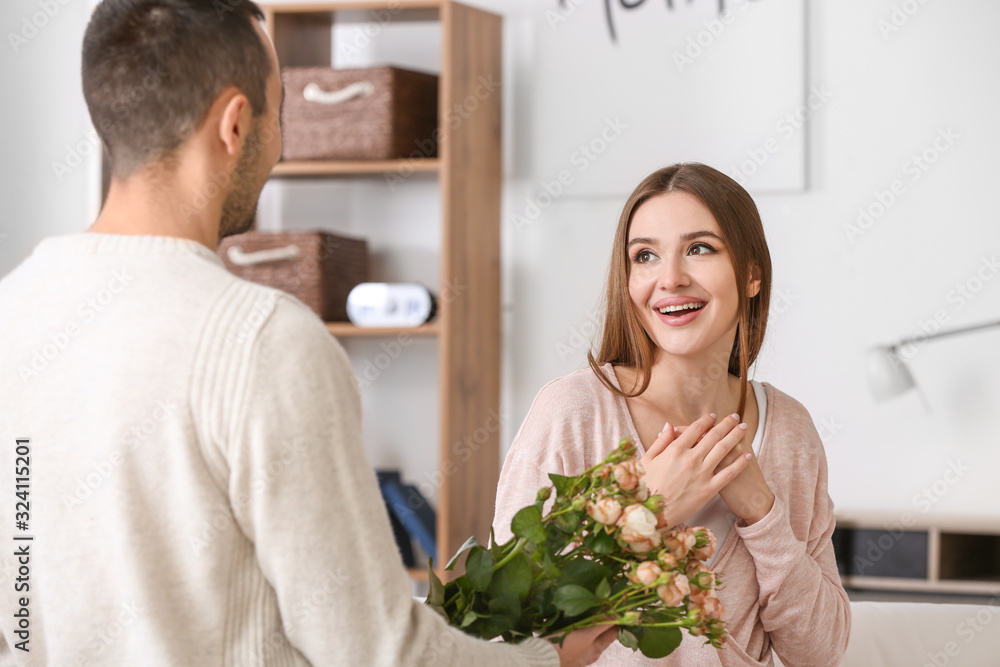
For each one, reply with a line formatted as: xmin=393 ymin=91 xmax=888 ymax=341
xmin=493 ymin=365 xmax=851 ymax=667
xmin=0 ymin=233 xmax=558 ymax=667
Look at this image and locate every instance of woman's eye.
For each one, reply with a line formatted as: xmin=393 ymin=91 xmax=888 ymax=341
xmin=633 ymin=249 xmax=658 ymax=264
xmin=689 ymin=242 xmax=716 ymax=256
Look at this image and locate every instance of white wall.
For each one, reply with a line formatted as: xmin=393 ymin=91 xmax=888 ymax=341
xmin=3 ymin=0 xmax=998 ymax=521
xmin=0 ymin=0 xmax=97 ymax=274
xmin=501 ymin=0 xmax=1000 ymax=520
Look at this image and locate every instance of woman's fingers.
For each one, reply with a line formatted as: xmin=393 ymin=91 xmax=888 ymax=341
xmin=671 ymin=413 xmax=718 ymax=448
xmin=696 ymin=414 xmax=746 ymax=465
xmin=642 ymin=421 xmax=676 ymax=460
xmin=707 ymin=449 xmax=752 ymax=496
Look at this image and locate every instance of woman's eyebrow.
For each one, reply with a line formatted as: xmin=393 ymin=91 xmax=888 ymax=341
xmin=626 ymin=236 xmax=656 ymax=250
xmin=627 ymin=231 xmax=724 ymax=249
xmin=680 ymin=231 xmax=724 ymax=243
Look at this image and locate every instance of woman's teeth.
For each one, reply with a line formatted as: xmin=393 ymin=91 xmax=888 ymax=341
xmin=658 ymin=302 xmax=705 ymax=315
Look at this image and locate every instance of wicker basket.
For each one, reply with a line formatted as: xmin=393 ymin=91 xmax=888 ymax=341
xmin=217 ymin=231 xmax=368 ymax=322
xmin=280 ymin=66 xmax=439 ymax=161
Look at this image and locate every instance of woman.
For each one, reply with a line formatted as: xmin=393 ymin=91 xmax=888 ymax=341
xmin=493 ymin=163 xmax=851 ymax=666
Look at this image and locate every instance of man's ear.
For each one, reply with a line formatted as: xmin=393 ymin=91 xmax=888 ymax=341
xmin=216 ymin=89 xmax=252 ymax=156
xmin=747 ymin=264 xmax=762 ymax=298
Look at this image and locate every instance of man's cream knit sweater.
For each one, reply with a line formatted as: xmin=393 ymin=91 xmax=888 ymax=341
xmin=0 ymin=233 xmax=558 ymax=666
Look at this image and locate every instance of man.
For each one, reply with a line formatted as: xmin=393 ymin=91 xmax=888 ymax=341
xmin=0 ymin=1 xmax=616 ymax=664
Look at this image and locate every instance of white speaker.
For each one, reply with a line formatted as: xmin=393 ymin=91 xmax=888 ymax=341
xmin=346 ymin=283 xmax=436 ymax=328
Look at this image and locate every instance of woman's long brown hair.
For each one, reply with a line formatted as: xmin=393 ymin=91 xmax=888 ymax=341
xmin=587 ymin=163 xmax=773 ymax=419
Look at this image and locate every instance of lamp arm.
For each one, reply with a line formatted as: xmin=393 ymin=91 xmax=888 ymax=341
xmin=890 ymin=318 xmax=1000 ymax=351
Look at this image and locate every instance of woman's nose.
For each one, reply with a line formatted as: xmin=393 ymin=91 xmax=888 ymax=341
xmin=657 ymin=255 xmax=690 ymax=290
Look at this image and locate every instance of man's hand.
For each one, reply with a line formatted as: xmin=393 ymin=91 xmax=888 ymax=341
xmin=550 ymin=623 xmax=619 ymax=667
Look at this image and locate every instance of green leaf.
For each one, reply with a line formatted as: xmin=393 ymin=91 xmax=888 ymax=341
xmin=618 ymin=627 xmax=640 ymax=651
xmin=471 ymin=614 xmax=510 ymax=639
xmin=511 ymin=505 xmax=546 ymax=545
xmin=595 ymin=577 xmax=611 ymax=600
xmin=548 ymin=473 xmax=575 ymax=497
xmin=461 ymin=610 xmax=480 ymax=628
xmin=426 ymin=557 xmax=445 ymax=606
xmin=487 ymin=552 xmax=533 ymax=600
xmin=558 ymin=558 xmax=613 ymax=591
xmin=583 ymin=528 xmax=616 ymax=555
xmin=545 ymin=523 xmax=572 ymax=555
xmin=487 ymin=593 xmax=522 ymax=626
xmin=466 ymin=546 xmax=494 ymax=592
xmin=553 ymin=584 xmax=601 ymax=617
xmin=637 ymin=626 xmax=682 ymax=659
xmin=446 ymin=535 xmax=480 ymax=570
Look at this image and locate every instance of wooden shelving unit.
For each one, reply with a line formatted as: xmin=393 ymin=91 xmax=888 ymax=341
xmin=272 ymin=158 xmax=440 ymax=177
xmin=324 ymin=323 xmax=439 ymax=337
xmin=833 ymin=511 xmax=1000 ymax=596
xmin=263 ymin=1 xmax=502 ymax=581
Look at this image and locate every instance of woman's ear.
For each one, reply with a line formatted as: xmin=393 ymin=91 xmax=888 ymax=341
xmin=747 ymin=264 xmax=762 ymax=298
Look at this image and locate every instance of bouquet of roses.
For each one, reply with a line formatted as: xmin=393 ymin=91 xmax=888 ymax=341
xmin=425 ymin=437 xmax=727 ymax=659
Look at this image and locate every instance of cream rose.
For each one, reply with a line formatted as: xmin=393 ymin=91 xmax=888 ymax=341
xmin=656 ymin=572 xmax=691 ymax=607
xmin=663 ymin=527 xmax=697 ymax=560
xmin=629 ymin=560 xmax=664 ymax=587
xmin=618 ymin=504 xmax=661 ymax=553
xmin=613 ymin=460 xmax=641 ymax=491
xmin=586 ymin=494 xmax=623 ymax=526
xmin=690 ymin=526 xmax=717 ymax=561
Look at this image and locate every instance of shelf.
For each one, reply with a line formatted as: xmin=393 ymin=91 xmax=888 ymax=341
xmin=265 ymin=0 xmax=503 ymax=580
xmin=271 ymin=159 xmax=440 ymax=177
xmin=833 ymin=512 xmax=1000 ymax=597
xmin=325 ymin=322 xmax=439 ymax=337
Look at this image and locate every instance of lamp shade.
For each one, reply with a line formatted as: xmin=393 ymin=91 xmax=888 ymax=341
xmin=867 ymin=347 xmax=917 ymax=401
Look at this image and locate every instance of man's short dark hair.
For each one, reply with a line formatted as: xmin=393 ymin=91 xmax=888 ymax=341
xmin=82 ymin=0 xmax=271 ymax=177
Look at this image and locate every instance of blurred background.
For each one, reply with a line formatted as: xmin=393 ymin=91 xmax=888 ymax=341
xmin=2 ymin=0 xmax=997 ymax=574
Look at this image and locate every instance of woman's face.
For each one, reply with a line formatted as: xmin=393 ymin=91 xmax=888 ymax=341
xmin=627 ymin=191 xmax=752 ymax=363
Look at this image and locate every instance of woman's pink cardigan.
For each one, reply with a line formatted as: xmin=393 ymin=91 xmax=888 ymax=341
xmin=492 ymin=365 xmax=851 ymax=666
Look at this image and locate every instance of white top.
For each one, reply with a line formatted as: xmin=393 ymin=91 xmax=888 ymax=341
xmin=686 ymin=379 xmax=768 ymax=567
xmin=0 ymin=233 xmax=557 ymax=666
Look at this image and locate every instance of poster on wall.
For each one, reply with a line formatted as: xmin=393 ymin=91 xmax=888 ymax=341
xmin=532 ymin=0 xmax=809 ymax=197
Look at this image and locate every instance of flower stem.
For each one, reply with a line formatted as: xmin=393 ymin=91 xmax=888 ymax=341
xmin=493 ymin=538 xmax=526 ymax=572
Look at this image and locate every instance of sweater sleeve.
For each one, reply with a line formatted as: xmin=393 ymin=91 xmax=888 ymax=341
xmin=731 ymin=424 xmax=851 ymax=667
xmin=227 ymin=297 xmax=559 ymax=667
